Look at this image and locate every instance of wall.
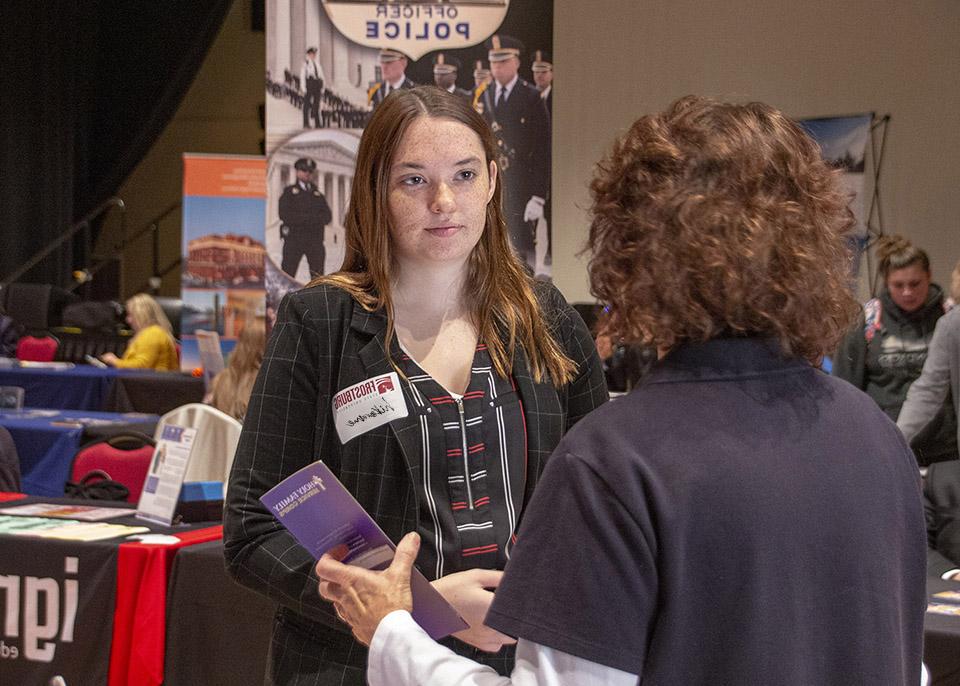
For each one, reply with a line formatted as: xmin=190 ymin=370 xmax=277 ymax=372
xmin=102 ymin=1 xmax=960 ymax=304
xmin=97 ymin=0 xmax=265 ymax=297
xmin=550 ymin=0 xmax=960 ymax=304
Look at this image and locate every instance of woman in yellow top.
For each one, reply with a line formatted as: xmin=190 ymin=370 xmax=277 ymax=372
xmin=100 ymin=294 xmax=178 ymax=371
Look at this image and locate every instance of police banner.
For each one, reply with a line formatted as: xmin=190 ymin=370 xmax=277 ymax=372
xmin=0 ymin=539 xmax=117 ymax=685
xmin=265 ymin=0 xmax=554 ymax=316
xmin=180 ymin=154 xmax=267 ymax=371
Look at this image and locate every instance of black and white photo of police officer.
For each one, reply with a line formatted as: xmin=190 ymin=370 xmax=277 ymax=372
xmin=278 ymin=158 xmax=332 ymax=279
xmin=300 ymin=47 xmax=325 ymax=129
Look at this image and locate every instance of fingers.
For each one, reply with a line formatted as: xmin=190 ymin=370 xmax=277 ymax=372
xmin=386 ymin=532 xmax=420 ymax=581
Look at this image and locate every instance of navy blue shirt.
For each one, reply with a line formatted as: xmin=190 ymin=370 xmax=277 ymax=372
xmin=487 ymin=337 xmax=926 ymax=684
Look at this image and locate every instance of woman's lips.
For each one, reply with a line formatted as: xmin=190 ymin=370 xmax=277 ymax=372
xmin=425 ymin=225 xmax=461 ymax=237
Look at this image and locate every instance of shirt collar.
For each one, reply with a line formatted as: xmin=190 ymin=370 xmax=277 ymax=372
xmin=497 ymin=74 xmax=519 ymax=99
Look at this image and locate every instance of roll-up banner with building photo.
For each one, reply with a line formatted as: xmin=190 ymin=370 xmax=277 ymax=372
xmin=265 ymin=0 xmax=554 ymax=319
xmin=180 ymin=154 xmax=267 ymax=372
xmin=798 ymin=114 xmax=872 ymax=283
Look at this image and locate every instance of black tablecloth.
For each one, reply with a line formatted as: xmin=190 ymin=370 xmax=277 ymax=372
xmin=925 ymin=576 xmax=960 ymax=685
xmin=104 ymin=372 xmax=205 ymax=415
xmin=164 ymin=539 xmax=274 ymax=686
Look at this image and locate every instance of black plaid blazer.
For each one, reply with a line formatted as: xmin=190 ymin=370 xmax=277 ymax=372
xmin=223 ymin=281 xmax=607 ymax=682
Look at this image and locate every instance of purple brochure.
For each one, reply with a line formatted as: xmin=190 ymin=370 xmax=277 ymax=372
xmin=260 ymin=460 xmax=468 ymax=640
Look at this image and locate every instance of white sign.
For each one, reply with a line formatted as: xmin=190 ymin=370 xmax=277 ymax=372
xmin=333 ymin=372 xmax=408 ymax=443
xmin=195 ymin=330 xmax=225 ymax=391
xmin=136 ymin=425 xmax=198 ymax=526
xmin=321 ymin=0 xmax=510 ymax=60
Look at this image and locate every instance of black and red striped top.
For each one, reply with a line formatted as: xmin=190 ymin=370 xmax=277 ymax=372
xmin=398 ymin=342 xmax=527 ymax=579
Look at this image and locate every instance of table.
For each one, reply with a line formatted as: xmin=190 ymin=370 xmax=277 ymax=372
xmin=164 ymin=539 xmax=274 ymax=685
xmin=0 ymin=408 xmax=159 ymax=497
xmin=104 ymin=370 xmax=205 ymax=415
xmin=0 ymin=495 xmax=220 ymax=686
xmin=0 ymin=364 xmax=118 ymax=410
xmin=925 ymin=576 xmax=960 ymax=685
xmin=0 ymin=364 xmax=205 ymax=415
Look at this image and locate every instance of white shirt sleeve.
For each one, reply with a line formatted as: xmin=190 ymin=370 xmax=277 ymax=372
xmin=368 ymin=610 xmax=638 ymax=686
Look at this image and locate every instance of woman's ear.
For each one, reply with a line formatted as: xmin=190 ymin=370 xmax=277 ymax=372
xmin=486 ymin=160 xmax=498 ymax=204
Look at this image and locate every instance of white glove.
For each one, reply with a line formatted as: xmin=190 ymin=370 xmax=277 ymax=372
xmin=523 ymin=196 xmax=545 ymax=222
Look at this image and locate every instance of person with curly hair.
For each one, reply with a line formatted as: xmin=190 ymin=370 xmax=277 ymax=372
xmin=833 ymin=235 xmax=946 ymax=420
xmin=314 ymin=95 xmax=925 ymax=685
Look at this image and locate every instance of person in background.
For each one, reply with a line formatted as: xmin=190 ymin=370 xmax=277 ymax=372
xmin=432 ymin=53 xmax=471 ymax=101
xmin=479 ymin=35 xmax=549 ymax=268
xmin=531 ymin=50 xmax=552 ymax=116
xmin=101 ymin=293 xmax=178 ymax=371
xmin=206 ymin=317 xmax=266 ymax=421
xmin=278 ymin=157 xmax=333 ymax=279
xmin=367 ymin=49 xmax=415 ymax=109
xmin=833 ymin=235 xmax=946 ymax=420
xmin=300 ymin=47 xmax=325 ymax=129
xmin=315 ymin=95 xmax=926 ymax=686
xmin=898 ymin=259 xmax=960 ymax=465
xmin=223 ymin=86 xmax=606 ymax=685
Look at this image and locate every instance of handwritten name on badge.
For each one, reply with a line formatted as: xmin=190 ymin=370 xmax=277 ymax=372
xmin=333 ymin=372 xmax=408 ymax=444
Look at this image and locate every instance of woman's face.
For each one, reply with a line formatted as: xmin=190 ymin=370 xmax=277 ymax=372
xmin=386 ymin=116 xmax=497 ymax=273
xmin=886 ymin=263 xmax=931 ymax=313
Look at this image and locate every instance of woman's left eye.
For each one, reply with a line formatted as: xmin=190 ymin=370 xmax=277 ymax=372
xmin=456 ymin=170 xmax=477 ymax=181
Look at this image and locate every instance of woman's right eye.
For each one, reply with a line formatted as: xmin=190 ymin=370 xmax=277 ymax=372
xmin=402 ymin=175 xmax=426 ymax=186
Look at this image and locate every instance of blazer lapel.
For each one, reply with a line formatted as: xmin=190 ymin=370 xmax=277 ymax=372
xmin=351 ymin=307 xmax=423 ymax=486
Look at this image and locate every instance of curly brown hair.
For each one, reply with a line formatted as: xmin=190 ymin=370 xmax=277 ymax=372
xmin=587 ymin=95 xmax=860 ymax=362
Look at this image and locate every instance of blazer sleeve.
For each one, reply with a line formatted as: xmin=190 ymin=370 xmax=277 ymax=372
xmin=538 ymin=284 xmax=608 ymax=430
xmin=223 ymin=290 xmax=340 ymax=624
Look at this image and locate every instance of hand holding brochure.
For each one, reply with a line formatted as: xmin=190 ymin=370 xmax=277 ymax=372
xmin=260 ymin=460 xmax=468 ymax=640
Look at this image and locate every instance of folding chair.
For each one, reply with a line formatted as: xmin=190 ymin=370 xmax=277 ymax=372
xmin=68 ymin=432 xmax=157 ymax=503
xmin=16 ymin=334 xmax=59 ymax=362
xmin=154 ymin=403 xmax=241 ymax=483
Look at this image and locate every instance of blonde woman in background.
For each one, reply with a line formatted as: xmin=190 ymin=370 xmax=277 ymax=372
xmin=101 ymin=293 xmax=178 ymax=371
xmin=207 ymin=318 xmax=266 ymax=420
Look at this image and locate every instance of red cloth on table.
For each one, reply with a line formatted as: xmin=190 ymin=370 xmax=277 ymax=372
xmin=0 ymin=492 xmax=26 ymax=502
xmin=109 ymin=525 xmax=223 ymax=686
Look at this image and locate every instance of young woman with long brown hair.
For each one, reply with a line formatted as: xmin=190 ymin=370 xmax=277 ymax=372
xmin=223 ymin=86 xmax=606 ymax=685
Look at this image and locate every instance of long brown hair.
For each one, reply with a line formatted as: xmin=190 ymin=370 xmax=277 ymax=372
xmin=588 ymin=95 xmax=859 ymax=362
xmin=209 ymin=318 xmax=266 ymax=420
xmin=310 ymin=87 xmax=574 ymax=386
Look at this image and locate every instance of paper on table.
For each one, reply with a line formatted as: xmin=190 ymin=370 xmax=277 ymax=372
xmin=261 ymin=460 xmax=468 ymax=640
xmin=0 ymin=503 xmax=137 ymax=521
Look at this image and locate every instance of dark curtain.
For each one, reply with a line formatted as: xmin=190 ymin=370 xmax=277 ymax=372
xmin=0 ymin=0 xmax=232 ymax=287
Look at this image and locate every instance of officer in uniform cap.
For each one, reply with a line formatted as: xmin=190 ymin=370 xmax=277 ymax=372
xmin=480 ymin=34 xmax=550 ymax=268
xmin=531 ymin=50 xmax=553 ymax=116
xmin=300 ymin=47 xmax=326 ymax=128
xmin=278 ymin=158 xmax=332 ymax=279
xmin=432 ymin=53 xmax=472 ymax=100
xmin=368 ymin=49 xmax=416 ymax=109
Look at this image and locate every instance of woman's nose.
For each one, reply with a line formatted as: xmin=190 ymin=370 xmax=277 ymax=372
xmin=430 ymin=182 xmax=455 ymax=214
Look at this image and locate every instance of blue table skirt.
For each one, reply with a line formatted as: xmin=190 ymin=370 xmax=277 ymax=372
xmin=0 ymin=365 xmax=121 ymax=411
xmin=0 ymin=408 xmax=159 ymax=497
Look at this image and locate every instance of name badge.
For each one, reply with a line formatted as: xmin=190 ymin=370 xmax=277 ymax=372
xmin=332 ymin=372 xmax=408 ymax=444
